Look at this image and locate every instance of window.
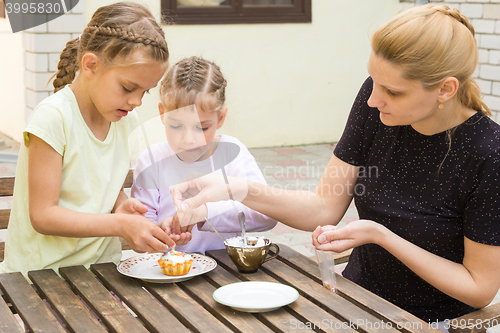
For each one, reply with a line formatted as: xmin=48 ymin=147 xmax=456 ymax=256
xmin=161 ymin=0 xmax=311 ymax=25
xmin=0 ymin=0 xmax=5 ymax=19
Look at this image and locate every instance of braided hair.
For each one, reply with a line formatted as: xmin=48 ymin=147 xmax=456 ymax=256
xmin=53 ymin=2 xmax=169 ymax=93
xmin=371 ymin=4 xmax=489 ymax=116
xmin=159 ymin=56 xmax=227 ymax=114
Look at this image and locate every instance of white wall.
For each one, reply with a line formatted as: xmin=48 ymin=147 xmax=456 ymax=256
xmin=0 ymin=14 xmax=25 ymax=142
xmin=86 ymin=0 xmax=400 ymax=148
xmin=0 ymin=0 xmax=400 ymax=147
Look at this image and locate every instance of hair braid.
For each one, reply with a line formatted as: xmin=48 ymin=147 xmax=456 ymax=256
xmin=85 ymin=25 xmax=168 ymax=55
xmin=160 ymin=56 xmax=227 ymax=113
xmin=52 ymin=2 xmax=169 ymax=92
xmin=53 ymin=38 xmax=79 ymax=92
xmin=433 ymin=5 xmax=475 ymax=36
xmin=174 ymin=57 xmax=208 ymax=91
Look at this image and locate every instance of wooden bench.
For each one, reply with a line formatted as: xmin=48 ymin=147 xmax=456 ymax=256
xmin=2 ymin=172 xmax=500 ymax=332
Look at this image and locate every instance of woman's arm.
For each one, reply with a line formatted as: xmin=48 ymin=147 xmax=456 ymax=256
xmin=313 ymin=221 xmax=500 ymax=308
xmin=28 ymin=134 xmax=175 ymax=253
xmin=173 ymin=154 xmax=359 ymax=231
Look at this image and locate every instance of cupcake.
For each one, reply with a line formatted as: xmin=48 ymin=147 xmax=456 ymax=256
xmin=158 ymin=249 xmax=193 ymax=276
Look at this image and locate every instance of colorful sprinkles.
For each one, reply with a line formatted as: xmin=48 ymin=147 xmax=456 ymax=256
xmin=323 ymin=281 xmax=335 ymax=291
xmin=158 ymin=249 xmax=194 ymax=276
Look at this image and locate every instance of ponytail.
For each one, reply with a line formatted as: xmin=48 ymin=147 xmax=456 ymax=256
xmin=457 ymin=78 xmax=491 ymax=116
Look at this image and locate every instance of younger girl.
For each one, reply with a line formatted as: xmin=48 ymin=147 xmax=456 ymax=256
xmin=132 ymin=56 xmax=277 ymax=253
xmin=0 ymin=2 xmax=182 ymax=276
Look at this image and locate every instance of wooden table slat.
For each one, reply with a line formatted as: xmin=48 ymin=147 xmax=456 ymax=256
xmin=0 ymin=289 xmax=24 ymax=333
xmin=0 ymin=209 xmax=10 ymax=229
xmin=203 ymin=263 xmax=318 ymax=333
xmin=0 ymin=176 xmax=14 ymax=197
xmin=205 ymin=259 xmax=357 ymax=333
xmin=144 ymin=280 xmax=234 ymax=333
xmin=0 ymin=272 xmax=66 ymax=333
xmin=90 ymin=262 xmax=189 ymax=333
xmin=59 ymin=265 xmax=149 ymax=333
xmin=0 ymin=243 xmax=456 ymax=333
xmin=28 ymin=269 xmax=107 ymax=333
xmin=209 ymin=248 xmax=403 ymax=333
xmin=274 ymin=244 xmax=442 ymax=333
xmin=181 ymin=266 xmax=275 ymax=333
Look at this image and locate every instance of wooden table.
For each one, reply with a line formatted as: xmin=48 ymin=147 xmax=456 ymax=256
xmin=0 ymin=244 xmax=442 ymax=333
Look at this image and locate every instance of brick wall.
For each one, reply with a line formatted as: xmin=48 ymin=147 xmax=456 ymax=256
xmin=400 ymin=0 xmax=500 ymax=123
xmin=23 ymin=0 xmax=85 ymax=121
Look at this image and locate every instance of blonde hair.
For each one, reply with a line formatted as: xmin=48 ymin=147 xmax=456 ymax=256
xmin=159 ymin=56 xmax=227 ymax=114
xmin=371 ymin=4 xmax=490 ymax=116
xmin=53 ymin=2 xmax=169 ymax=93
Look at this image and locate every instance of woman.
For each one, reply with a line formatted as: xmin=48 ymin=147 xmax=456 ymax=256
xmin=170 ymin=5 xmax=500 ymax=322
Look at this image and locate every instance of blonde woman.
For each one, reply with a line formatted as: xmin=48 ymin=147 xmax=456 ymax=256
xmin=171 ymin=5 xmax=500 ymax=323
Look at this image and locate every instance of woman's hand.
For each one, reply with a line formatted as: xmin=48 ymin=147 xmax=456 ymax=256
xmin=173 ymin=204 xmax=208 ymax=229
xmin=158 ymin=215 xmax=194 ymax=246
xmin=312 ymin=220 xmax=387 ymax=252
xmin=170 ymin=174 xmax=247 ymax=212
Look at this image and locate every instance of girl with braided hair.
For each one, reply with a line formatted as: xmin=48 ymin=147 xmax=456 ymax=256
xmin=170 ymin=5 xmax=500 ymax=323
xmin=0 ymin=2 xmax=187 ymax=276
xmin=131 ymin=56 xmax=277 ymax=254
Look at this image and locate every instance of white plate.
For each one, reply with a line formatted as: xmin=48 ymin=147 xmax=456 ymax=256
xmin=117 ymin=253 xmax=217 ymax=283
xmin=213 ymin=281 xmax=299 ymax=312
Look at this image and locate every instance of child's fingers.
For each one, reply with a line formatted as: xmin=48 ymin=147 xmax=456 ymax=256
xmin=119 ymin=198 xmax=147 ymax=216
xmin=131 ymin=199 xmax=148 ymax=215
xmin=169 ymin=234 xmax=181 ymax=241
xmin=159 ymin=217 xmax=173 ymax=234
xmin=176 ymin=232 xmax=192 ymax=246
xmin=181 ymin=223 xmax=195 ymax=234
xmin=151 ymin=229 xmax=176 ymax=251
xmin=171 ymin=213 xmax=182 ymax=235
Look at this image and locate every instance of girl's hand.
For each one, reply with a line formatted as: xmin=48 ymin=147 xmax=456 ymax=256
xmin=312 ymin=220 xmax=386 ymax=252
xmin=120 ymin=215 xmax=176 ymax=253
xmin=158 ymin=216 xmax=194 ymax=246
xmin=114 ymin=198 xmax=148 ymax=216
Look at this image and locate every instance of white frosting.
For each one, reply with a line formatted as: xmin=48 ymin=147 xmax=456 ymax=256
xmin=162 ymin=251 xmax=192 ymax=264
xmin=225 ymin=236 xmax=268 ymax=248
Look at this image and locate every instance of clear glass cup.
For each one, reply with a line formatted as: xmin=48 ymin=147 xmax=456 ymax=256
xmin=315 ymin=248 xmax=336 ymax=293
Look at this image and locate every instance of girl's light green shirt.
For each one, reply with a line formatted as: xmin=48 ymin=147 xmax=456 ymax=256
xmin=0 ymin=85 xmax=138 ymax=276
